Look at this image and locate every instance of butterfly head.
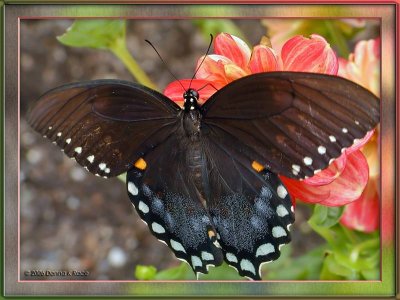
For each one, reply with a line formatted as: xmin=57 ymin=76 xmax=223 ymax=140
xmin=183 ymin=89 xmax=200 ymax=112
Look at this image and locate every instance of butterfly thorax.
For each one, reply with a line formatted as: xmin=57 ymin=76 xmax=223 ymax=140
xmin=182 ymin=89 xmax=202 ymax=141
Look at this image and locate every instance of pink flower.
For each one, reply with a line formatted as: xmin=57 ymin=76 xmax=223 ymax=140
xmin=337 ymin=38 xmax=380 ymax=232
xmin=164 ymin=33 xmax=377 ymax=208
xmin=338 ymin=38 xmax=380 ymax=97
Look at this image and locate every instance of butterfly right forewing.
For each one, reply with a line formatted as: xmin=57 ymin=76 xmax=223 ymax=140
xmin=202 ymin=72 xmax=380 ymax=179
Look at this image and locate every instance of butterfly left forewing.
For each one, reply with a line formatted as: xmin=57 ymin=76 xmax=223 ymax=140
xmin=28 ymin=80 xmax=181 ymax=177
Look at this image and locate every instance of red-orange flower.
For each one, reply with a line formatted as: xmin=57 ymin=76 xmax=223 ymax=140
xmin=164 ymin=33 xmax=377 ymax=209
xmin=337 ymin=38 xmax=380 ymax=232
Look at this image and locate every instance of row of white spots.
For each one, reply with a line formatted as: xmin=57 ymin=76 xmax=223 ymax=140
xmin=138 ymin=201 xmax=149 ymax=214
xmin=277 ymin=185 xmax=287 ymax=199
xmin=128 ymin=182 xmax=139 ymax=196
xmin=318 ymin=145 xmax=326 ymax=155
xmin=74 ymin=147 xmax=82 ymax=154
xmin=171 ymin=239 xmax=186 ymax=253
xmin=201 ymin=251 xmax=214 ymax=261
xmin=152 ymin=222 xmax=166 ymax=234
xmin=276 ymin=204 xmax=289 ymax=217
xmin=240 ymin=259 xmax=256 ymax=275
xmin=303 ymin=156 xmax=312 ymax=166
xmin=191 ymin=256 xmax=202 ymax=268
xmin=256 ymin=243 xmax=275 ymax=257
xmin=291 ymin=164 xmax=300 ymax=176
xmin=226 ymin=252 xmax=238 ymax=263
xmin=272 ymin=226 xmax=287 ymax=238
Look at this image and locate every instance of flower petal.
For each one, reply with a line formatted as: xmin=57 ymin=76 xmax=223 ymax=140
xmin=195 ymin=55 xmax=231 ymax=85
xmin=163 ymin=79 xmax=217 ymax=105
xmin=249 ymin=45 xmax=279 ymax=73
xmin=281 ymin=34 xmax=338 ymax=74
xmin=214 ymin=33 xmax=251 ymax=70
xmin=345 ymin=129 xmax=375 ymax=155
xmin=224 ymin=63 xmax=249 ymax=82
xmin=338 ymin=38 xmax=380 ymax=96
xmin=303 ymin=154 xmax=347 ymax=186
xmin=340 ymin=177 xmax=379 ymax=232
xmin=281 ymin=150 xmax=369 ymax=206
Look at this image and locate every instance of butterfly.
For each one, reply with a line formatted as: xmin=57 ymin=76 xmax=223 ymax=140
xmin=27 ymin=71 xmax=379 ymax=280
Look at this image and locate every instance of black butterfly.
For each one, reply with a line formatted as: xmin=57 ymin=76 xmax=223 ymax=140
xmin=28 ymin=71 xmax=379 ymax=280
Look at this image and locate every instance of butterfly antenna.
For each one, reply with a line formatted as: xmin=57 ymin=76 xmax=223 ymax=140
xmin=145 ymin=39 xmax=186 ymax=91
xmin=189 ymin=34 xmax=214 ymax=90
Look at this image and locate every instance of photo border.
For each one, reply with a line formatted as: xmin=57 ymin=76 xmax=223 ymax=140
xmin=2 ymin=2 xmax=398 ymax=298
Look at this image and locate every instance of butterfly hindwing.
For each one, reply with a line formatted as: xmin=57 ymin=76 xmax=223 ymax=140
xmin=203 ymin=135 xmax=294 ymax=280
xmin=126 ymin=131 xmax=224 ymax=276
xmin=202 ymin=72 xmax=379 ymax=179
xmin=28 ymin=80 xmax=181 ymax=177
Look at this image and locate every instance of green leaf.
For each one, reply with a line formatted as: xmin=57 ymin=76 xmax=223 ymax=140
xmin=265 ymin=244 xmax=325 ymax=280
xmin=155 ymin=262 xmax=195 ymax=280
xmin=134 ymin=265 xmax=157 ymax=280
xmin=309 ymin=205 xmax=344 ymax=228
xmin=57 ymin=19 xmax=126 ymax=50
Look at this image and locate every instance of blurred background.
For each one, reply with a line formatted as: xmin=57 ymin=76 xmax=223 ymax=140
xmin=20 ymin=19 xmax=379 ymax=280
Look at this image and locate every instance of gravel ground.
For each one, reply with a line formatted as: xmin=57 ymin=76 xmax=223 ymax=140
xmin=20 ymin=19 xmax=322 ymax=280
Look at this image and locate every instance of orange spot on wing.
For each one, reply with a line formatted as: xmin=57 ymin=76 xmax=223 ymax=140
xmin=134 ymin=158 xmax=147 ymax=170
xmin=252 ymin=160 xmax=265 ymax=172
xmin=208 ymin=229 xmax=216 ymax=239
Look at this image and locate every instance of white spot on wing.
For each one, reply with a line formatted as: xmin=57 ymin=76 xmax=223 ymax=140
xmin=318 ymin=145 xmax=326 ymax=155
xmin=191 ymin=256 xmax=202 ymax=268
xmin=240 ymin=259 xmax=256 ymax=275
xmin=128 ymin=182 xmax=138 ymax=196
xmin=201 ymin=251 xmax=214 ymax=261
xmin=277 ymin=185 xmax=287 ymax=199
xmin=329 ymin=135 xmax=336 ymax=142
xmin=226 ymin=253 xmax=238 ymax=263
xmin=87 ymin=155 xmax=94 ymax=163
xmin=256 ymin=243 xmax=275 ymax=257
xmin=170 ymin=239 xmax=186 ymax=253
xmin=74 ymin=147 xmax=82 ymax=154
xmin=303 ymin=156 xmax=313 ymax=166
xmin=138 ymin=201 xmax=149 ymax=214
xmin=291 ymin=205 xmax=294 ymax=212
xmin=48 ymin=126 xmax=52 ymax=130
xmin=105 ymin=168 xmax=110 ymax=174
xmin=66 ymin=138 xmax=71 ymax=144
xmin=276 ymin=204 xmax=289 ymax=217
xmin=355 ymin=120 xmax=360 ymax=125
xmin=292 ymin=164 xmax=300 ymax=175
xmin=99 ymin=163 xmax=106 ymax=170
xmin=57 ymin=132 xmax=62 ymax=137
xmin=314 ymin=169 xmax=321 ymax=174
xmin=272 ymin=226 xmax=287 ymax=238
xmin=151 ymin=222 xmax=166 ymax=234
xmin=342 ymin=128 xmax=348 ymax=133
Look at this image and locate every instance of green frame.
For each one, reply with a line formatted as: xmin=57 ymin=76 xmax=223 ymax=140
xmin=2 ymin=2 xmax=398 ymax=298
